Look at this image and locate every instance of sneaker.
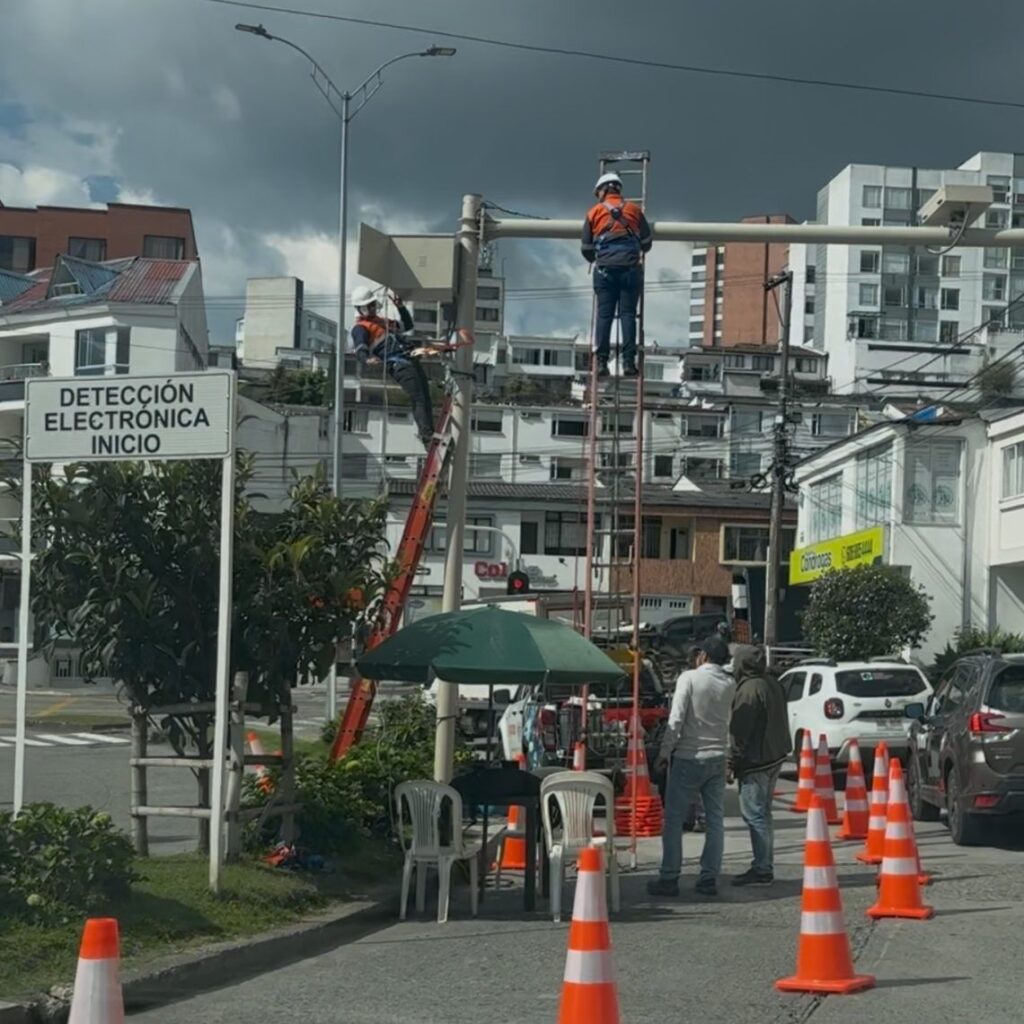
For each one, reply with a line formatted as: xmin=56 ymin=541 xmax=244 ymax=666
xmin=694 ymin=878 xmax=718 ymax=897
xmin=596 ymin=358 xmax=610 ymax=379
xmin=622 ymin=360 xmax=639 ymax=378
xmin=646 ymin=878 xmax=679 ymax=897
xmin=731 ymin=868 xmax=774 ymax=887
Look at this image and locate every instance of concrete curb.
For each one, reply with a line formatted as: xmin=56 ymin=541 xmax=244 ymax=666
xmin=10 ymin=887 xmax=398 ymax=1024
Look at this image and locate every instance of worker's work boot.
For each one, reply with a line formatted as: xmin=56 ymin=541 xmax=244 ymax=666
xmin=623 ymin=358 xmax=639 ymax=378
xmin=596 ymin=356 xmax=610 ymax=379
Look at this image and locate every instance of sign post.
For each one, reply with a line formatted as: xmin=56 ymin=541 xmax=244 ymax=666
xmin=18 ymin=371 xmax=235 ymax=892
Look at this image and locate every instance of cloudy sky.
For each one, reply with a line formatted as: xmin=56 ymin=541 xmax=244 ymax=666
xmin=2 ymin=0 xmax=1021 ymax=345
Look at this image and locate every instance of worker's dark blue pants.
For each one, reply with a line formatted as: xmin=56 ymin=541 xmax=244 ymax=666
xmin=390 ymin=359 xmax=434 ymax=440
xmin=593 ymin=264 xmax=642 ymax=363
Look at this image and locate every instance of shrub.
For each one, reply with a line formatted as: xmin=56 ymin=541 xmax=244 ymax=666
xmin=931 ymin=625 xmax=1024 ymax=680
xmin=0 ymin=804 xmax=137 ymax=923
xmin=801 ymin=564 xmax=933 ymax=662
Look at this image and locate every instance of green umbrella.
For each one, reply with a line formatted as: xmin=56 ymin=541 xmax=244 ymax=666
xmin=356 ymin=605 xmax=626 ymax=687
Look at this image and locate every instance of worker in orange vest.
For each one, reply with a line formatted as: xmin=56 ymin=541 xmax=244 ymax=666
xmin=581 ymin=172 xmax=652 ymax=379
xmin=351 ymin=286 xmax=437 ymax=447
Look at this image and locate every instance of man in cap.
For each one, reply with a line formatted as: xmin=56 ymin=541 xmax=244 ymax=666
xmin=581 ymin=173 xmax=652 ymax=379
xmin=648 ymin=633 xmax=736 ymax=898
xmin=729 ymin=644 xmax=792 ymax=886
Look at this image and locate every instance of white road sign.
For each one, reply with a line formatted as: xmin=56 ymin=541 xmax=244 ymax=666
xmin=24 ymin=372 xmax=234 ymax=462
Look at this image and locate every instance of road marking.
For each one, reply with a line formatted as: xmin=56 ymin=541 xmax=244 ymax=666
xmin=69 ymin=732 xmax=129 ymax=744
xmin=0 ymin=735 xmax=50 ymax=747
xmin=33 ymin=733 xmax=93 ymax=746
xmin=36 ymin=697 xmax=75 ymax=718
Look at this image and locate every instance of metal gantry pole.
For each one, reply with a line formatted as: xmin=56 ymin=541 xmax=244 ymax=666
xmin=12 ymin=458 xmax=31 ymax=816
xmin=433 ymin=193 xmax=481 ymax=784
xmin=764 ymin=270 xmax=793 ymax=647
xmin=332 ymin=92 xmax=350 ymax=500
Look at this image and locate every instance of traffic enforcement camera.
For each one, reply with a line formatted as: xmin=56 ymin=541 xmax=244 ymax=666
xmin=507 ymin=570 xmax=531 ymax=595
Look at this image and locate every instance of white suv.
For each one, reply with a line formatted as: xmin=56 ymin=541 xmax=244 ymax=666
xmin=779 ymin=659 xmax=933 ymax=766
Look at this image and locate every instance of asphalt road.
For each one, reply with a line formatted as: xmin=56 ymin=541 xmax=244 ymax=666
xmin=127 ymin=778 xmax=1024 ymax=1024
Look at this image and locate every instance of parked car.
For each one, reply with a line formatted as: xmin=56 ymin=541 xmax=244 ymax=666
xmin=779 ymin=658 xmax=932 ymax=768
xmin=905 ymin=651 xmax=1024 ymax=845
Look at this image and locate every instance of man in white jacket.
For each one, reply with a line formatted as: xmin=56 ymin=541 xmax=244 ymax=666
xmin=647 ymin=634 xmax=736 ymax=898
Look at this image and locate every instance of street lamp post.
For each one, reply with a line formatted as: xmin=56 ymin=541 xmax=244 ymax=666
xmin=236 ymin=25 xmax=454 ymax=722
xmin=235 ymin=24 xmax=455 ymax=499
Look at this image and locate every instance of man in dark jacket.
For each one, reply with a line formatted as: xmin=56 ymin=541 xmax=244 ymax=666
xmin=729 ymin=644 xmax=792 ymax=886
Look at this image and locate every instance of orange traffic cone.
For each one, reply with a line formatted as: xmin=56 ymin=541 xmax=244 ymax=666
xmin=246 ymin=731 xmax=275 ymax=795
xmin=558 ymin=845 xmax=620 ymax=1024
xmin=791 ymin=731 xmax=816 ymax=813
xmin=867 ymin=762 xmax=934 ymax=920
xmin=498 ymin=753 xmax=528 ymax=871
xmin=573 ymin=742 xmax=586 ymax=771
xmin=776 ymin=796 xmax=875 ymax=996
xmin=837 ymin=740 xmax=869 ymax=841
xmin=68 ymin=918 xmax=124 ymax=1024
xmin=856 ymin=741 xmax=889 ymax=865
xmin=614 ymin=715 xmax=663 ymax=838
xmin=813 ymin=734 xmax=841 ymax=825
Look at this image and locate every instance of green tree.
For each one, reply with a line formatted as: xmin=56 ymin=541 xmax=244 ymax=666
xmin=931 ymin=624 xmax=1024 ymax=680
xmin=800 ymin=564 xmax=933 ymax=661
xmin=257 ymin=366 xmax=331 ymax=406
xmin=21 ymin=458 xmax=390 ymax=751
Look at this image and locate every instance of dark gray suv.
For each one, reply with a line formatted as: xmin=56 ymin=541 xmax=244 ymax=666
xmin=905 ymin=652 xmax=1024 ymax=844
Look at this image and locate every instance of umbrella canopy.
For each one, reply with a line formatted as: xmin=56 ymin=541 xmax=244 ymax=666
xmin=356 ymin=606 xmax=626 ymax=687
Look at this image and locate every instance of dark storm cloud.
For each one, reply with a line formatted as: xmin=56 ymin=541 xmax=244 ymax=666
xmin=2 ymin=0 xmax=1022 ymax=341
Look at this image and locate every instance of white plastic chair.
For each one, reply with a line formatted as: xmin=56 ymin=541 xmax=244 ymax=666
xmin=540 ymin=770 xmax=620 ymax=923
xmin=394 ymin=780 xmax=480 ymax=924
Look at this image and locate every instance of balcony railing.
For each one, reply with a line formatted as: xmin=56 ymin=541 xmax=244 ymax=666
xmin=0 ymin=362 xmax=48 ymax=403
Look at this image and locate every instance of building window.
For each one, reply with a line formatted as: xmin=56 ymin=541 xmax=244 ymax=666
xmin=859 ymin=251 xmax=880 ymax=273
xmin=914 ymin=286 xmax=938 ymax=310
xmin=1002 ymin=442 xmax=1024 ymax=499
xmin=74 ymin=327 xmax=129 ymax=375
xmin=940 ymin=288 xmax=960 ymax=311
xmin=689 ymin=319 xmax=705 ymax=335
xmin=471 ymin=412 xmax=502 ymax=433
xmin=811 ymin=412 xmax=849 ymax=437
xmin=904 ymin=440 xmax=961 ymax=525
xmin=68 ymin=237 xmax=107 ymax=262
xmin=520 ymin=520 xmax=539 ymax=555
xmin=880 ymin=319 xmax=908 ymax=341
xmin=722 ymin=525 xmax=795 ymax=563
xmin=859 ymin=282 xmax=879 ymax=305
xmin=343 ymin=408 xmax=370 ymax=432
xmin=682 ymin=457 xmax=722 ymax=480
xmin=854 ymin=443 xmax=893 ymax=528
xmin=984 ymin=247 xmax=1009 ymax=270
xmin=340 ymin=453 xmax=368 ymax=480
xmin=0 ymin=235 xmax=36 ymax=273
xmin=804 ymin=299 xmax=815 ymax=315
xmin=544 ymin=511 xmax=588 ymax=556
xmin=724 ymin=354 xmax=746 ymax=369
xmin=476 ymin=307 xmax=500 ymax=322
xmin=988 ymin=175 xmax=1011 ymax=204
xmin=939 ymin=321 xmax=959 ymax=343
xmin=984 ymin=306 xmax=1006 ymax=328
xmin=806 ymin=266 xmax=816 ymax=284
xmin=730 ymin=451 xmax=762 ymax=476
xmin=983 ymin=274 xmax=1007 ymax=302
xmin=862 ymin=218 xmax=881 ymax=227
xmin=429 ymin=515 xmax=494 ymax=557
xmin=550 ymin=457 xmax=584 ymax=480
xmin=854 ymin=315 xmax=878 ymax=339
xmin=615 ymin=516 xmax=662 ymax=558
xmin=477 ymin=286 xmax=500 ymax=300
xmin=470 ymin=453 xmax=501 ymax=478
xmin=413 ymin=307 xmax=438 ymax=325
xmin=941 ymin=255 xmax=961 ymax=277
xmin=692 ymin=251 xmax=707 ymax=267
xmin=882 ymin=251 xmax=910 ymax=274
xmin=808 ymin=474 xmax=843 ymax=543
xmin=884 ymin=187 xmax=912 ymax=210
xmin=986 ymin=209 xmax=1009 ymax=230
xmin=552 ymin=416 xmax=587 ymax=438
xmin=731 ymin=409 xmax=762 ymax=434
xmin=645 ymin=361 xmax=665 ymax=381
xmin=752 ymin=355 xmax=775 ymax=371
xmin=683 ymin=414 xmax=721 ymax=438
xmin=862 ymin=185 xmax=882 ymax=208
xmin=795 ymin=357 xmax=818 ymax=374
xmin=883 ymin=285 xmax=906 ymax=307
xmin=600 ymin=412 xmax=633 ymax=435
xmin=143 ymin=235 xmax=185 ymax=259
xmin=653 ymin=454 xmax=674 ymax=478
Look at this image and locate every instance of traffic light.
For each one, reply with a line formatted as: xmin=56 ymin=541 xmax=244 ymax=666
xmin=507 ymin=570 xmax=531 ymax=595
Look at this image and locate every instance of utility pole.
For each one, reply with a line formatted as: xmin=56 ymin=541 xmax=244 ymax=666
xmin=763 ymin=269 xmax=793 ymax=647
xmin=433 ymin=193 xmax=480 ymax=783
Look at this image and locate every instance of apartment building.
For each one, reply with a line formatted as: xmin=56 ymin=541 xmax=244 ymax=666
xmin=813 ymin=151 xmax=1024 ymax=396
xmin=0 ymin=200 xmax=198 ymax=273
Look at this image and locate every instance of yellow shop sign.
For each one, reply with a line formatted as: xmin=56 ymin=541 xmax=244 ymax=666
xmin=789 ymin=526 xmax=885 ymax=586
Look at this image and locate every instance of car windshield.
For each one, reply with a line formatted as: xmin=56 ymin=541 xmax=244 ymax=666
xmin=835 ymin=668 xmax=927 ymax=698
xmin=987 ymin=665 xmax=1024 ymax=712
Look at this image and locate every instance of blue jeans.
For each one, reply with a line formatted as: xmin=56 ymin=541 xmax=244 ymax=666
xmin=737 ymin=766 xmax=781 ymax=874
xmin=659 ymin=755 xmax=726 ymax=884
xmin=593 ymin=265 xmax=642 ymax=362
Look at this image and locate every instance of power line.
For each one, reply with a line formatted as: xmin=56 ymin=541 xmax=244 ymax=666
xmin=205 ymin=0 xmax=1024 ymax=112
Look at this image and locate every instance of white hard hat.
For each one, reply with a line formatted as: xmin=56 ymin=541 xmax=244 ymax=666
xmin=351 ymin=285 xmax=377 ymax=309
xmin=594 ymin=172 xmax=623 ymax=193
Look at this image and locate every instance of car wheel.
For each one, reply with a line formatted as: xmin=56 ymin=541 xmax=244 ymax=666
xmin=907 ymin=755 xmax=940 ymax=822
xmin=946 ymin=768 xmax=983 ymax=845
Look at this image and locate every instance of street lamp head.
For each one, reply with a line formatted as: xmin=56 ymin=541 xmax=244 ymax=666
xmin=423 ymin=45 xmax=457 ymax=57
xmin=235 ymin=23 xmax=273 ymax=39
